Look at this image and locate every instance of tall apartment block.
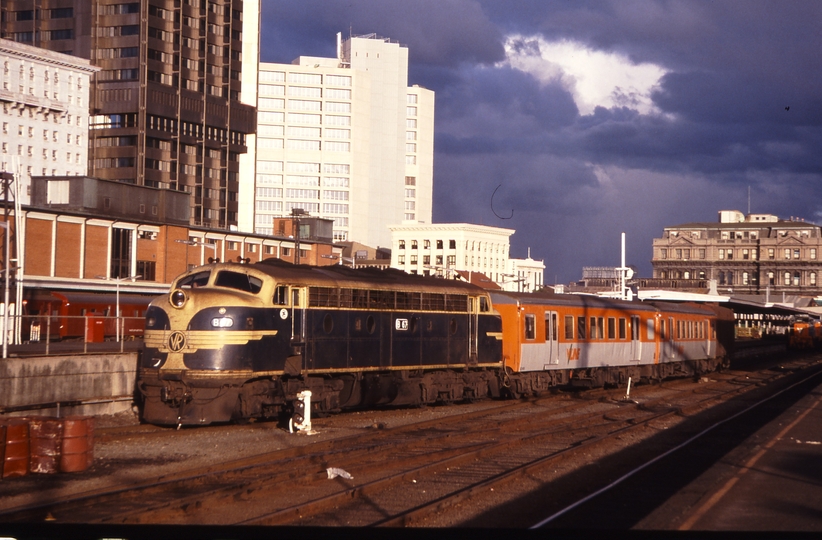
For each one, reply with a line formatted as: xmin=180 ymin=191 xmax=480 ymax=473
xmin=248 ymin=33 xmax=434 ymax=247
xmin=1 ymin=38 xmax=98 ymax=202
xmin=1 ymin=0 xmax=259 ymax=229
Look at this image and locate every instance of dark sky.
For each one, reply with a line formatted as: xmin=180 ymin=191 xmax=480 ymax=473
xmin=260 ymin=0 xmax=822 ymax=283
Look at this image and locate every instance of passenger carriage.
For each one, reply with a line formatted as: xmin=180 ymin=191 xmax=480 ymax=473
xmin=490 ymin=292 xmax=731 ymax=393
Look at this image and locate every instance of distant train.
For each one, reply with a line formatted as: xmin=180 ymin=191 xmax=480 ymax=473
xmin=137 ymin=260 xmax=734 ymax=426
xmin=788 ymin=316 xmax=822 ymax=349
xmin=24 ymin=289 xmax=154 ymax=341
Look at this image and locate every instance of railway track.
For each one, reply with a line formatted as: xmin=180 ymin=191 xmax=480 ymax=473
xmin=1 ymin=352 xmax=819 ymax=527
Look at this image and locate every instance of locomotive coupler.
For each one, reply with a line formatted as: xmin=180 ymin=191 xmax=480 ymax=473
xmin=161 ymin=385 xmax=192 ymax=407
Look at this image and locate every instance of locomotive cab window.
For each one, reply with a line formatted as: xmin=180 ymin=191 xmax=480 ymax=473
xmin=273 ymin=285 xmax=288 ymax=305
xmin=214 ymin=271 xmax=263 ymax=294
xmin=479 ymin=296 xmax=489 ymax=312
xmin=178 ymin=270 xmax=210 ymax=288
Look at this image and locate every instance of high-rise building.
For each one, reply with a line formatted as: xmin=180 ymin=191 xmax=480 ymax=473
xmin=1 ymin=0 xmax=259 ymax=230
xmin=1 ymin=38 xmax=98 ymax=202
xmin=249 ymin=33 xmax=434 ymax=247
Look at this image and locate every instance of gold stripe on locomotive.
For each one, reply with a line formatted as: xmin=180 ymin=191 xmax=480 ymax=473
xmin=144 ymin=329 xmax=279 ymax=353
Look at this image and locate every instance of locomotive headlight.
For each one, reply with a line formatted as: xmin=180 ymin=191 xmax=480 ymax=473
xmin=146 ymin=317 xmax=156 ymax=328
xmin=211 ymin=317 xmax=234 ymax=328
xmin=170 ymin=289 xmax=187 ymax=308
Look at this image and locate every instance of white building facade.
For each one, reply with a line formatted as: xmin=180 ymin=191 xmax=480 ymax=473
xmin=246 ymin=33 xmax=434 ymax=247
xmin=0 ymin=38 xmax=97 ymax=203
xmin=389 ymin=223 xmax=514 ymax=284
xmin=505 ymin=251 xmax=545 ymax=292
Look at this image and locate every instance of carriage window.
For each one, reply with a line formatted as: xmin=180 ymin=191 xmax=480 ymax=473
xmin=479 ymin=296 xmax=489 ymax=312
xmin=177 ymin=270 xmax=210 ymax=288
xmin=589 ymin=317 xmax=596 ymax=340
xmin=545 ymin=313 xmax=556 ymax=341
xmin=577 ymin=316 xmax=586 ymax=340
xmin=214 ymin=271 xmax=263 ymax=294
xmin=524 ymin=314 xmax=536 ymax=340
xmin=619 ymin=318 xmax=627 ymax=340
xmin=607 ymin=317 xmax=616 ymax=340
xmin=646 ymin=319 xmax=655 ymax=340
xmin=659 ymin=319 xmax=666 ymax=340
xmin=564 ymin=315 xmax=574 ymax=340
xmin=273 ymin=285 xmax=288 ymax=305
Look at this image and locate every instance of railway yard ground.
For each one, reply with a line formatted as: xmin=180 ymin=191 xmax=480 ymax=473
xmin=2 ymin=347 xmax=822 ymax=537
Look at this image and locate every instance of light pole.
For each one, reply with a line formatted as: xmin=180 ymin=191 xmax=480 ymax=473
xmin=321 ymin=254 xmax=355 ymax=267
xmin=176 ymin=238 xmax=219 ymax=265
xmin=290 ymin=208 xmax=308 ymax=265
xmin=501 ymin=273 xmax=526 ymax=292
xmin=0 ymin=221 xmax=11 ymax=359
xmin=96 ymin=274 xmax=142 ymax=342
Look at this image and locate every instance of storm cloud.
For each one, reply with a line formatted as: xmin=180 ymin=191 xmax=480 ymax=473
xmin=260 ymin=0 xmax=822 ymax=283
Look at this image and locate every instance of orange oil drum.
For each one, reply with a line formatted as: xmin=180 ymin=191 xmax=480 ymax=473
xmin=29 ymin=417 xmax=64 ymax=474
xmin=3 ymin=418 xmax=31 ymax=478
xmin=60 ymin=416 xmax=95 ymax=473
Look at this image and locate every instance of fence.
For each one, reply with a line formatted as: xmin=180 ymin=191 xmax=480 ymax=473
xmin=2 ymin=313 xmax=145 ymax=356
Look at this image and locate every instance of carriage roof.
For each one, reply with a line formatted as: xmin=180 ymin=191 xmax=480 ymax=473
xmin=489 ymin=291 xmax=717 ymax=316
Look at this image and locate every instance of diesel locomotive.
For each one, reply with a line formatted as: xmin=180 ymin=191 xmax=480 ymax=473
xmin=137 ymin=259 xmax=733 ymax=426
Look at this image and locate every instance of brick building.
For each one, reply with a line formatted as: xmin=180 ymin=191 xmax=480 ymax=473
xmin=1 ymin=177 xmax=341 ymax=300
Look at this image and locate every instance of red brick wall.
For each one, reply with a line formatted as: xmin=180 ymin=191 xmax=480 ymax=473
xmin=55 ymin=221 xmax=82 ymax=278
xmin=83 ymin=225 xmax=109 ymax=278
xmin=24 ymin=218 xmax=54 ymax=276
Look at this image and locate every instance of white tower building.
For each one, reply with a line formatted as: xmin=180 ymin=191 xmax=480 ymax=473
xmin=247 ymin=33 xmax=434 ymax=248
xmin=1 ymin=39 xmax=98 ymax=203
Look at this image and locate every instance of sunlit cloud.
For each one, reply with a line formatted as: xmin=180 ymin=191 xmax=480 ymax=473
xmin=501 ymin=35 xmax=667 ymax=116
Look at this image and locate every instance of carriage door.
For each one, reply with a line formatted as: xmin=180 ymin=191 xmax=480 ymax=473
xmin=545 ymin=311 xmax=559 ymax=365
xmin=704 ymin=318 xmax=712 ymax=357
xmin=630 ymin=316 xmax=642 ymax=361
xmin=668 ymin=317 xmax=676 ymax=359
xmin=468 ymin=297 xmax=478 ymax=364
